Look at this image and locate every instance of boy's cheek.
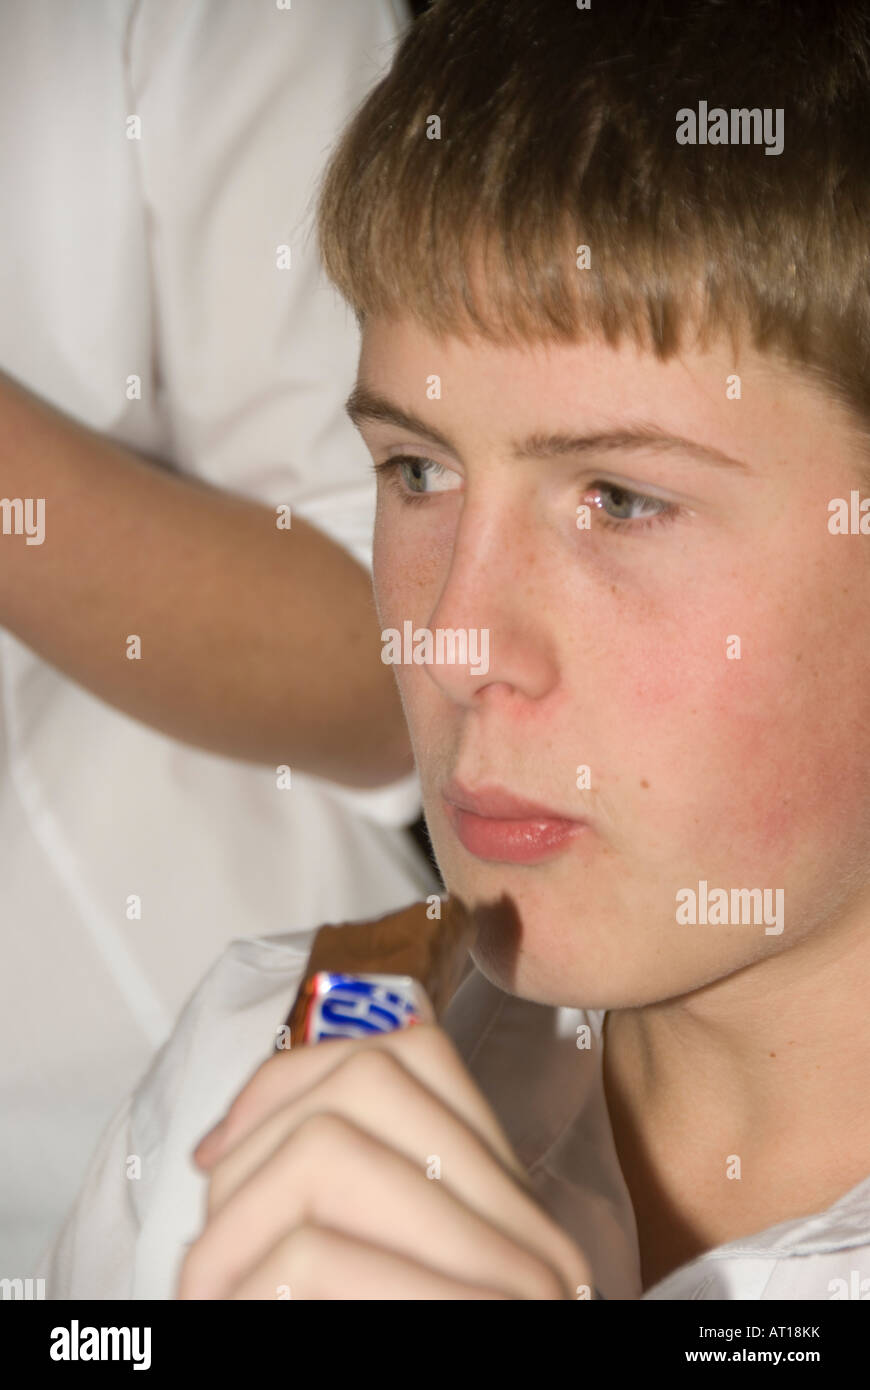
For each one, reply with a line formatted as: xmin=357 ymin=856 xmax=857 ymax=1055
xmin=622 ymin=599 xmax=869 ymax=866
xmin=372 ymin=519 xmax=451 ymax=627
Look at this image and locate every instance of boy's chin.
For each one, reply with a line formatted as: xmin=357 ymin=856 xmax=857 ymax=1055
xmin=468 ymin=920 xmax=736 ymax=1013
xmin=454 ymin=886 xmax=770 ymax=1011
xmin=469 ymin=943 xmax=671 ymax=1012
xmin=467 ymin=922 xmax=618 ymax=1009
xmin=459 ymin=891 xmax=631 ymax=1009
xmin=469 ymin=939 xmax=616 ymax=1010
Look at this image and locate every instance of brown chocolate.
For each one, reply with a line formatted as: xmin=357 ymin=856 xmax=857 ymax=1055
xmin=283 ymin=896 xmax=474 ymax=1047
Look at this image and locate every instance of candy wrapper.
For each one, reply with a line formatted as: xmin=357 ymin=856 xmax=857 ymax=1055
xmin=280 ymin=897 xmax=473 ymax=1048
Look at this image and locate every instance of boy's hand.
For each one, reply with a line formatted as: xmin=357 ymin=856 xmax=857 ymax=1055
xmin=178 ymin=1023 xmax=592 ymax=1300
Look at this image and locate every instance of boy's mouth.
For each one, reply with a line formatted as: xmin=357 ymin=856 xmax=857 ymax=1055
xmin=442 ymin=780 xmax=588 ymax=865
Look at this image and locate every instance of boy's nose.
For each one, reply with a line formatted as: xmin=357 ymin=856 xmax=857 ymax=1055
xmin=421 ymin=534 xmax=559 ymax=708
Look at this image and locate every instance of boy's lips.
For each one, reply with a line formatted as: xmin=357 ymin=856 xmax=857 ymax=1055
xmin=441 ymin=780 xmax=588 ymax=864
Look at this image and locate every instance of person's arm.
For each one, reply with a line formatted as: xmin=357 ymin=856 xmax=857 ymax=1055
xmin=0 ymin=369 xmax=412 ymax=789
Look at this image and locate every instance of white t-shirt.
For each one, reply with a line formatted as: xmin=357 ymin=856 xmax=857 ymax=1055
xmin=0 ymin=0 xmax=437 ymax=1273
xmin=39 ymin=921 xmax=870 ymax=1300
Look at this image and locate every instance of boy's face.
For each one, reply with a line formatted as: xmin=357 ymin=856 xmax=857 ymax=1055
xmin=354 ymin=314 xmax=870 ymax=1009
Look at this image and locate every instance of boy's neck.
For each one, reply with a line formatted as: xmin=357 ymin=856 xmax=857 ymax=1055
xmin=600 ymin=908 xmax=870 ymax=1292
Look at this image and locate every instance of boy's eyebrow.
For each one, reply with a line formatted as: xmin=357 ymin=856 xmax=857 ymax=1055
xmin=344 ymin=385 xmax=750 ymax=472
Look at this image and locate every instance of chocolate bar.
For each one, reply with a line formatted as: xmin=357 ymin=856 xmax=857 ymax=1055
xmin=281 ymin=896 xmax=474 ymax=1048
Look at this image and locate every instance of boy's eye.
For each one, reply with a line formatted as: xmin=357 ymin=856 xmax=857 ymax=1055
xmin=375 ymin=457 xmax=680 ymax=533
xmin=585 ymin=481 xmax=675 ymax=529
xmin=375 ymin=455 xmax=460 ymax=497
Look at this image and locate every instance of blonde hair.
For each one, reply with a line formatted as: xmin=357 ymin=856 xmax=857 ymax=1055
xmin=318 ymin=0 xmax=870 ymax=436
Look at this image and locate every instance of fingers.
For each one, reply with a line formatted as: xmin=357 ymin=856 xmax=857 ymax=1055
xmin=204 ymin=1043 xmax=521 ymax=1217
xmin=228 ymin=1224 xmax=512 ymax=1301
xmin=184 ymin=1022 xmax=594 ymax=1304
xmin=195 ymin=1023 xmax=524 ymax=1182
xmin=182 ymin=1047 xmax=591 ymax=1299
xmin=179 ymin=1112 xmax=578 ymax=1300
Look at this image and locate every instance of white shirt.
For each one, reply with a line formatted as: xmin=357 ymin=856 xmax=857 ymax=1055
xmin=0 ymin=0 xmax=436 ymax=1273
xmin=40 ymin=922 xmax=870 ymax=1301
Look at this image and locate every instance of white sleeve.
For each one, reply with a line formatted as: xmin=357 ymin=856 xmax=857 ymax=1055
xmin=35 ymin=935 xmax=206 ymax=1301
xmin=36 ymin=932 xmax=320 ymax=1301
xmin=126 ymin=0 xmax=421 ymax=826
xmin=36 ymin=1096 xmax=139 ymax=1300
xmin=35 ymin=987 xmax=197 ymax=1301
xmin=127 ymin=0 xmax=411 ymax=544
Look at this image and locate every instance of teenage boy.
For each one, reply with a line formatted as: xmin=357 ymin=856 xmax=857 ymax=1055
xmin=42 ymin=0 xmax=870 ymax=1299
